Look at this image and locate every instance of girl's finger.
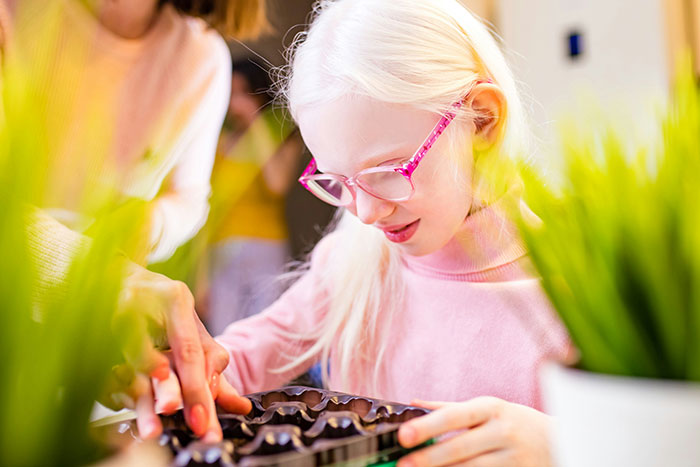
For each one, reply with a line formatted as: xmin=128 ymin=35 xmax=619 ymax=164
xmin=133 ymin=374 xmax=162 ymax=440
xmin=153 ymin=368 xmax=183 ymax=415
xmin=150 ymin=353 xmax=223 ymax=443
xmin=195 ymin=316 xmax=237 ymax=403
xmin=410 ymin=399 xmax=451 ymax=410
xmin=397 ymin=422 xmax=504 ymax=467
xmin=164 ymin=296 xmax=218 ymax=440
xmin=216 ymin=375 xmax=252 ymax=415
xmin=451 ymin=449 xmax=512 ymax=467
xmin=398 ymin=397 xmax=500 ymax=448
xmin=99 ymin=364 xmax=135 ymax=410
xmin=195 ymin=315 xmax=230 ymax=377
xmin=114 ymin=310 xmax=170 ymax=381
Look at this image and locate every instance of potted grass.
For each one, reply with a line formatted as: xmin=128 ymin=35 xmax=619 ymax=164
xmin=0 ymin=11 xmax=156 ymax=465
xmin=517 ymin=69 xmax=700 ymax=466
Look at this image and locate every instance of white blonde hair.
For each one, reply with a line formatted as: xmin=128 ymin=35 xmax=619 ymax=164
xmin=275 ymin=0 xmax=532 ymax=395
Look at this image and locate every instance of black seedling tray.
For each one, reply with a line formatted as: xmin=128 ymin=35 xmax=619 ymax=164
xmin=110 ymin=386 xmax=431 ymax=466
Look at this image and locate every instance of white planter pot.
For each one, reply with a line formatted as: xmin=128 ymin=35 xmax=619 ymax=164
xmin=541 ymin=362 xmax=700 ymax=467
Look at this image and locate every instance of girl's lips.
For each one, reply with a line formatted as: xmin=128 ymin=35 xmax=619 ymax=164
xmin=381 ymin=220 xmax=420 ymax=243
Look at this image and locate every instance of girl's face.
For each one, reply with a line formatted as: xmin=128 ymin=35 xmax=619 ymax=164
xmin=90 ymin=0 xmax=160 ymax=39
xmin=297 ymin=94 xmax=475 ymax=257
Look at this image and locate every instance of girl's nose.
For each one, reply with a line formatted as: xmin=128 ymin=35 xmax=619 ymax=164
xmin=352 ymin=188 xmax=395 ymax=225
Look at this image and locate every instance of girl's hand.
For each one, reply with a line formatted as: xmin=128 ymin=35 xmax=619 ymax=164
xmin=101 ymin=262 xmax=251 ymax=441
xmin=397 ymin=397 xmax=552 ymax=467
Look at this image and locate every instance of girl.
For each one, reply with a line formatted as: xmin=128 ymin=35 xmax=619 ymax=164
xmin=213 ymin=0 xmax=571 ymax=465
xmin=218 ymin=0 xmax=568 ymax=466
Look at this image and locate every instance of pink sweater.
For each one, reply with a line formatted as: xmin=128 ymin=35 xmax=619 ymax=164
xmin=1 ymin=0 xmax=230 ymax=263
xmin=217 ymin=203 xmax=570 ymax=410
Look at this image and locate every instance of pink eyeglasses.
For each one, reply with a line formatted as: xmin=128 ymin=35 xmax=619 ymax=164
xmin=298 ymin=81 xmax=489 ymax=207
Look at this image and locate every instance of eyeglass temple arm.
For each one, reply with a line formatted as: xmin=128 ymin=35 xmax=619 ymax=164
xmin=402 ymin=78 xmax=492 ymax=176
xmin=401 ymin=102 xmax=461 ymax=176
xmin=299 ymin=157 xmax=318 ymax=180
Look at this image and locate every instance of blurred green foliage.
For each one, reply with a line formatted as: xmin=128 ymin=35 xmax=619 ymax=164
xmin=0 ymin=3 xmax=149 ymax=465
xmin=519 ymin=67 xmax=700 ymax=381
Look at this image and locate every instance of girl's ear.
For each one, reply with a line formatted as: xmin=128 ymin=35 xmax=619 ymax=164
xmin=465 ymin=82 xmax=507 ymax=149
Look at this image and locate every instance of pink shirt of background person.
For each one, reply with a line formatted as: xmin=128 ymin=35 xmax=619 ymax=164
xmin=0 ymin=0 xmax=230 ymax=262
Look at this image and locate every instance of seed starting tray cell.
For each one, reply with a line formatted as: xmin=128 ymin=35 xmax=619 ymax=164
xmin=121 ymin=386 xmax=431 ymax=466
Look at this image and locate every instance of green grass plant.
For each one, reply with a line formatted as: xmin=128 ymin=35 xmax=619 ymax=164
xmin=518 ymin=68 xmax=700 ymax=381
xmin=0 ymin=3 xmax=151 ymax=464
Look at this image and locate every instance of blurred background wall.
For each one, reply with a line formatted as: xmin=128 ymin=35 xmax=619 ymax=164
xmin=499 ymin=1 xmax=669 ymax=140
xmin=496 ymin=0 xmax=698 ymax=172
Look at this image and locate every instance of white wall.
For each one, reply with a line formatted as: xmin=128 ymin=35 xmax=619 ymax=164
xmin=496 ymin=0 xmax=670 ymax=171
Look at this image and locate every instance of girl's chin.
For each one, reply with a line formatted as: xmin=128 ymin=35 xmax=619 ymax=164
xmin=398 ymin=228 xmax=458 ymax=257
xmin=396 ymin=238 xmax=441 ymax=257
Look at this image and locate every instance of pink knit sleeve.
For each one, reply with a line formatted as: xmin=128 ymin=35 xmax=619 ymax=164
xmin=147 ymin=29 xmax=231 ymax=262
xmin=215 ymin=233 xmax=337 ymax=394
xmin=24 ymin=207 xmax=89 ymax=308
xmin=537 ymin=292 xmax=572 ymax=363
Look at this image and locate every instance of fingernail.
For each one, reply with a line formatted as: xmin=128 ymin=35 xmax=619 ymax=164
xmin=241 ymin=397 xmax=253 ymax=414
xmin=399 ymin=425 xmax=416 ymax=446
xmin=155 ymin=400 xmax=178 ymax=415
xmin=202 ymin=429 xmax=222 ymax=444
xmin=151 ymin=364 xmax=170 ymax=381
xmin=140 ymin=420 xmax=158 ymax=440
xmin=189 ymin=404 xmax=208 ymax=436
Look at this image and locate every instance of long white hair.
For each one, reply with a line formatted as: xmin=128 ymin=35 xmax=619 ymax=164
xmin=275 ymin=0 xmax=532 ymax=395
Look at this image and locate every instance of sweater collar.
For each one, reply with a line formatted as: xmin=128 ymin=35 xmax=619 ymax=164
xmin=401 ymin=195 xmax=533 ymax=279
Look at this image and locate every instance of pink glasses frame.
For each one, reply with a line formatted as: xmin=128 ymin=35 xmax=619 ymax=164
xmin=298 ymin=79 xmax=491 ymax=205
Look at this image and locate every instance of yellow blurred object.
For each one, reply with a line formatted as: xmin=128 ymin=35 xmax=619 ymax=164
xmin=209 ymin=108 xmax=296 ymax=243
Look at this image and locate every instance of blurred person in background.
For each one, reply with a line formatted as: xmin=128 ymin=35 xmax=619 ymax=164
xmin=0 ymin=0 xmax=266 ymax=443
xmin=202 ymin=57 xmax=303 ymax=335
